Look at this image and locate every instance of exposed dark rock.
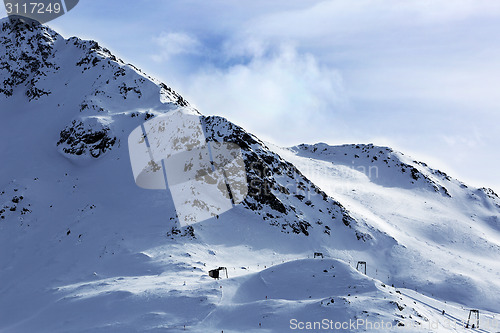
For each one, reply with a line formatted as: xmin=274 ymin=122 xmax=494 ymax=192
xmin=57 ymin=120 xmax=117 ymax=158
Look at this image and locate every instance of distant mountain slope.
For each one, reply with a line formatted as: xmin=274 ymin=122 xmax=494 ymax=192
xmin=273 ymin=142 xmax=500 ymax=311
xmin=293 ymin=143 xmax=455 ymax=194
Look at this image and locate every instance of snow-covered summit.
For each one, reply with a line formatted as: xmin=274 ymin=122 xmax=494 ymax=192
xmin=292 ymin=142 xmax=499 ymax=204
xmin=0 ymin=17 xmax=368 ymax=240
xmin=1 ymin=16 xmax=187 ymax=104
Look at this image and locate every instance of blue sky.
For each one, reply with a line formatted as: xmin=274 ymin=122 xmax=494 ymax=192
xmin=2 ymin=0 xmax=500 ymax=191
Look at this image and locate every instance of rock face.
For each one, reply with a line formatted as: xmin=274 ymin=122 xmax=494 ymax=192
xmin=57 ymin=119 xmax=117 ymax=158
xmin=0 ymin=18 xmax=58 ymax=99
xmin=203 ymin=116 xmax=364 ymax=238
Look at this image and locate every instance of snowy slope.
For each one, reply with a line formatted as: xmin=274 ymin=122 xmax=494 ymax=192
xmin=273 ymin=143 xmax=500 ymax=311
xmin=0 ymin=17 xmax=499 ymax=332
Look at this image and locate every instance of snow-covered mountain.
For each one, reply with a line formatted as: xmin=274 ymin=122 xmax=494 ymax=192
xmin=275 ymin=143 xmax=500 ymax=306
xmin=0 ymin=17 xmax=499 ymax=332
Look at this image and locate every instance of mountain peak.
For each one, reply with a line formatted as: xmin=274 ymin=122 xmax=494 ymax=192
xmin=1 ymin=15 xmax=45 ymax=34
xmin=0 ymin=20 xmax=361 ymax=240
xmin=0 ymin=17 xmax=187 ymax=105
xmin=291 ymin=142 xmax=455 ymax=195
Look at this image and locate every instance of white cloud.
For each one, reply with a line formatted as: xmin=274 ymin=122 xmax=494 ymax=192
xmin=152 ymin=32 xmax=202 ymax=62
xmin=178 ymin=43 xmax=348 ymax=145
xmin=238 ymin=0 xmax=500 ymax=40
